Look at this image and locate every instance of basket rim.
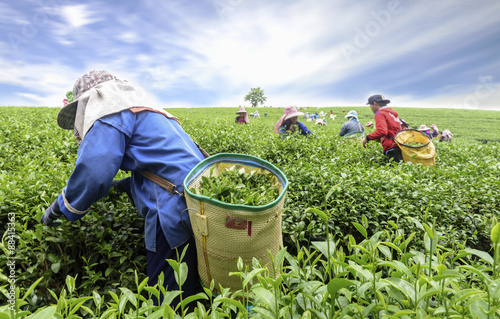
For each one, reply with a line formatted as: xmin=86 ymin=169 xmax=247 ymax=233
xmin=183 ymin=153 xmax=289 ymax=212
xmin=394 ymin=129 xmax=431 ymax=148
xmin=343 ymin=130 xmax=365 ymax=139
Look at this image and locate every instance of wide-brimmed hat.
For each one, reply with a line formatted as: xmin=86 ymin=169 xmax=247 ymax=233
xmin=57 ymin=70 xmax=115 ymax=129
xmin=344 ymin=110 xmax=358 ymax=119
xmin=418 ymin=124 xmax=431 ymax=131
xmin=274 ymin=106 xmax=304 ymax=134
xmin=283 ymin=106 xmax=304 ymax=121
xmin=366 ymin=94 xmax=390 ymax=105
xmin=236 ymin=106 xmax=247 ymax=114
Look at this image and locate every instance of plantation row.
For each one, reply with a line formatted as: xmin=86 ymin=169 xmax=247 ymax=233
xmin=0 ymin=106 xmax=499 ymax=318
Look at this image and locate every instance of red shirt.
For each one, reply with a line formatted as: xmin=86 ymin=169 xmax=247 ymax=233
xmin=367 ymin=107 xmax=402 ymax=154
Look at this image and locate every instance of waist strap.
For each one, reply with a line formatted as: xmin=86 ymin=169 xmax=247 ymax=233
xmin=139 ymin=171 xmax=184 ymax=196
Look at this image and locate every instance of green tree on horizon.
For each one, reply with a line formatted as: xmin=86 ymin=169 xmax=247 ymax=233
xmin=244 ymin=87 xmax=267 ymax=107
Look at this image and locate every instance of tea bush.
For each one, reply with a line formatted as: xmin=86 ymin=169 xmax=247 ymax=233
xmin=1 ymin=106 xmax=499 ymax=317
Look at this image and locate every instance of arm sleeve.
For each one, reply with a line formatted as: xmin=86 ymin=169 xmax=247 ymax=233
xmin=367 ymin=113 xmax=388 ymax=141
xmin=278 ymin=125 xmax=288 ymax=139
xmin=56 ymin=120 xmax=127 ymax=221
xmin=339 ymin=123 xmax=347 ymax=136
xmin=298 ymin=122 xmax=313 ymax=136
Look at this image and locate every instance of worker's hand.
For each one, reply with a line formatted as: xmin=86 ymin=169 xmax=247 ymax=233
xmin=362 ymin=137 xmax=368 ymax=148
xmin=40 ymin=201 xmax=63 ymax=227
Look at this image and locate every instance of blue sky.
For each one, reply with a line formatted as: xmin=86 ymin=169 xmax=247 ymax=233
xmin=1 ymin=0 xmax=500 ymax=110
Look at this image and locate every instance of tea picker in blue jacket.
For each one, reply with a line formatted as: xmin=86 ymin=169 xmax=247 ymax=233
xmin=274 ymin=106 xmax=314 ymax=138
xmin=339 ymin=110 xmax=364 ymax=136
xmin=40 ymin=70 xmax=205 ymax=307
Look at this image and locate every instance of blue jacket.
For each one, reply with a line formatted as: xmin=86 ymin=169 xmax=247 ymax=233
xmin=56 ymin=110 xmax=205 ymax=251
xmin=339 ymin=118 xmax=364 ymax=136
xmin=279 ymin=121 xmax=314 ymax=138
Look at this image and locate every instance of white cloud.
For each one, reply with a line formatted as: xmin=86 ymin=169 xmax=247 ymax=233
xmin=0 ymin=58 xmax=81 ymax=106
xmin=117 ymin=32 xmax=139 ymax=43
xmin=61 ymin=5 xmax=100 ymax=28
xmin=1 ymin=0 xmax=500 ymax=110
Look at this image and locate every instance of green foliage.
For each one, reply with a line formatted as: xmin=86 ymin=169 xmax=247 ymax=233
xmin=244 ymin=87 xmax=267 ymax=107
xmin=0 ymin=105 xmax=499 ymax=317
xmin=190 ymin=165 xmax=279 ymax=206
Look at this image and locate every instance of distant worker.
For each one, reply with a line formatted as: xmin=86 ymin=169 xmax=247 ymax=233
xmin=253 ymin=110 xmax=260 ymax=118
xmin=329 ymin=110 xmax=336 ymax=121
xmin=235 ymin=106 xmax=249 ymax=124
xmin=439 ymin=129 xmax=453 ymax=142
xmin=274 ymin=106 xmax=314 ymax=138
xmin=315 ymin=118 xmax=327 ymax=126
xmin=365 ymin=121 xmax=375 ymax=134
xmin=264 ymin=112 xmax=267 ymax=117
xmin=418 ymin=124 xmax=438 ymax=138
xmin=339 ymin=110 xmax=364 ymax=136
xmin=430 ymin=124 xmax=439 ymax=137
xmin=362 ymin=95 xmax=403 ymax=162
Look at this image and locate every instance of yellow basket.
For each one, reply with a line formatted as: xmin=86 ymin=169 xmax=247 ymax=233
xmin=183 ymin=153 xmax=288 ymax=292
xmin=394 ymin=129 xmax=436 ymax=166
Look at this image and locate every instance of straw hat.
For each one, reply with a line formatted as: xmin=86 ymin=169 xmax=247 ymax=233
xmin=418 ymin=124 xmax=431 ymax=131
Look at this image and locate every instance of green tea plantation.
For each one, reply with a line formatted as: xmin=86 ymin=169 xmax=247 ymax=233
xmin=1 ymin=106 xmax=499 ymax=318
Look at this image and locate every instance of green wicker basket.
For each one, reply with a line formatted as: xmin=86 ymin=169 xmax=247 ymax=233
xmin=183 ymin=153 xmax=288 ymax=292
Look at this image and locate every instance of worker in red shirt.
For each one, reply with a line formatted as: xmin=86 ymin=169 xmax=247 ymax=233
xmin=362 ymin=95 xmax=403 ymax=162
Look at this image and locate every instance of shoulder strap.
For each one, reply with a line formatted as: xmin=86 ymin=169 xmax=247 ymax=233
xmin=194 ymin=141 xmax=210 ymax=159
xmin=139 ymin=142 xmax=210 ymax=196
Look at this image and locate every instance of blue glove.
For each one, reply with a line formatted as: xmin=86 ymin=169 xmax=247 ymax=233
xmin=40 ymin=201 xmax=63 ymax=227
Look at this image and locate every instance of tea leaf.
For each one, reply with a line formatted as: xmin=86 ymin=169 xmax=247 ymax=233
xmin=306 ymin=207 xmax=328 ymax=223
xmin=464 ymin=248 xmax=494 ymax=266
xmin=491 ymin=223 xmax=500 ymax=246
xmin=352 ymin=222 xmax=367 ymax=239
xmin=327 ymin=278 xmax=355 ymax=297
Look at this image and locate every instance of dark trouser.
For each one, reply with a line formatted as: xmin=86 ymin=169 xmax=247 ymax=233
xmin=146 ymin=219 xmax=198 ymax=307
xmin=385 ymin=147 xmax=404 ymax=163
